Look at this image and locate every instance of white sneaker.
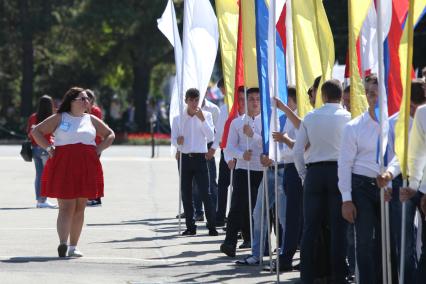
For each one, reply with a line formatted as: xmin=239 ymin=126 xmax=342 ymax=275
xmin=68 ymin=248 xmax=84 ymax=257
xmin=36 ymin=201 xmax=58 ymax=209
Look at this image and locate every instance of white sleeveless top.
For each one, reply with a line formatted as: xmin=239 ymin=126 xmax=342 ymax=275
xmin=54 ymin=113 xmax=96 ymax=146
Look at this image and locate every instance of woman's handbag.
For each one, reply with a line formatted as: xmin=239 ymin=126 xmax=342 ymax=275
xmin=20 ymin=141 xmax=33 ymax=162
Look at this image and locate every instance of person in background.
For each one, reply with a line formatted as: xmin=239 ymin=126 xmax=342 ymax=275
xmin=32 ymin=87 xmax=115 ymax=258
xmin=27 ymin=95 xmax=57 ymax=209
xmin=342 ymin=85 xmax=351 ymax=112
xmin=86 ymin=89 xmax=103 ymax=207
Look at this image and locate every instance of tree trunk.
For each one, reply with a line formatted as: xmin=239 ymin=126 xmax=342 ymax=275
xmin=132 ymin=63 xmax=150 ymax=132
xmin=19 ymin=0 xmax=34 ymax=117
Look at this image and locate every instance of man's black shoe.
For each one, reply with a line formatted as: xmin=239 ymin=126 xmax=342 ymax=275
xmin=238 ymin=241 xmax=251 ymax=249
xmin=208 ymin=229 xmax=219 ymax=236
xmin=181 ymin=228 xmax=196 ymax=236
xmin=262 ymin=260 xmax=293 ymax=272
xmin=220 ymin=243 xmax=236 ymax=257
xmin=194 ymin=215 xmax=205 ymax=222
xmin=176 ymin=212 xmax=185 ymax=219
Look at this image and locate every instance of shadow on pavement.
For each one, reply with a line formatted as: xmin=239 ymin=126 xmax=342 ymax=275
xmin=0 ymin=207 xmax=33 ymax=210
xmin=1 ymin=256 xmax=71 ymax=263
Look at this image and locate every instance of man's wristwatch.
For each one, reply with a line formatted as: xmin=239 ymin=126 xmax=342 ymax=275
xmin=46 ymin=145 xmax=55 ymax=152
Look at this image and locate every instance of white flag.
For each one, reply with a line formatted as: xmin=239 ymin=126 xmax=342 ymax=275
xmin=157 ymin=0 xmax=183 ymax=131
xmin=182 ymin=0 xmax=219 ymax=106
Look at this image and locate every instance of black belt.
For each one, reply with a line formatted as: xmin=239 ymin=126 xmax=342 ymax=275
xmin=283 ymin=163 xmax=295 ymax=169
xmin=268 ymin=163 xmax=285 ymax=170
xmin=306 ymin=161 xmax=337 ymax=168
xmin=352 ymin=173 xmax=378 ymax=187
xmin=183 ymin=153 xmax=206 ymax=158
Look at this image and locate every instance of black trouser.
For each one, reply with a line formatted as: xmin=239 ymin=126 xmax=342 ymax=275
xmin=280 ymin=163 xmax=303 ymax=267
xmin=180 ymin=153 xmax=216 ymax=230
xmin=224 ymin=168 xmax=263 ymax=247
xmin=411 ymin=191 xmax=426 ymax=284
xmin=300 ymin=162 xmax=346 ymax=284
xmin=216 ymin=150 xmax=231 ymax=223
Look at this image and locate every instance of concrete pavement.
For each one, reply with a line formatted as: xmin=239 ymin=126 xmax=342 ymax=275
xmin=0 ymin=145 xmax=300 ymax=283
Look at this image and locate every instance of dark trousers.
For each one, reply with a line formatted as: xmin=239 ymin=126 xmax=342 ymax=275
xmin=193 ymin=156 xmax=217 ymax=216
xmin=224 ymin=169 xmax=263 ymax=247
xmin=417 ymin=208 xmax=426 ymax=284
xmin=280 ymin=163 xmax=303 ymax=266
xmin=216 ymin=150 xmax=231 ymax=223
xmin=180 ymin=153 xmax=215 ymax=230
xmin=300 ymin=163 xmax=346 ymax=284
xmin=389 ymin=175 xmax=417 ymax=284
xmin=352 ymin=174 xmax=383 ymax=284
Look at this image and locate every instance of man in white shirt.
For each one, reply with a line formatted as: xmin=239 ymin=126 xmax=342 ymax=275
xmin=171 ymin=88 xmax=218 ymax=236
xmin=376 ymin=79 xmax=426 ymax=284
xmin=220 ymin=88 xmax=264 ymax=257
xmin=190 ymin=97 xmax=220 ymax=222
xmin=339 ymin=77 xmax=387 ymax=283
xmin=294 ymin=80 xmax=351 ymax=283
xmin=401 ymin=103 xmax=426 ymax=282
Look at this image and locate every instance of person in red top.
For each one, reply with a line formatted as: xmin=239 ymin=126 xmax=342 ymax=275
xmin=86 ymin=89 xmax=103 ymax=207
xmin=27 ymin=95 xmax=57 ymax=209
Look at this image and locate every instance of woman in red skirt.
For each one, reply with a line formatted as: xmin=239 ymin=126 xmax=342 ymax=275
xmin=31 ymin=87 xmax=115 ymax=257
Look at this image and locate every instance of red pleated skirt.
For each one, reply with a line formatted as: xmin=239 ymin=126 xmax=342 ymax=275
xmin=41 ymin=143 xmax=104 ymax=199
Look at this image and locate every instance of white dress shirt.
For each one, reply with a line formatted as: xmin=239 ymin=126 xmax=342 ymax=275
xmin=338 ymin=111 xmax=382 ymax=202
xmin=171 ymin=109 xmax=214 ymax=154
xmin=293 ymin=103 xmax=351 ymax=180
xmin=385 ymin=112 xmax=413 ymax=178
xmin=281 ymin=114 xmax=298 ymax=164
xmin=202 ymin=100 xmax=220 ymax=143
xmin=211 ymin=104 xmax=229 ymax=150
xmin=226 ymin=114 xmax=263 ymax=171
xmin=408 ymin=105 xmax=426 ymax=194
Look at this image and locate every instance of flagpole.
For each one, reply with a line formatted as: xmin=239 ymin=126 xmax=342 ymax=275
xmin=400 ymin=1 xmax=415 ymax=283
xmin=377 ymin=0 xmax=391 ymax=282
xmin=177 ymin=0 xmax=186 ymax=237
xmin=260 ymin=169 xmax=266 ymax=267
xmin=312 ymin=0 xmax=326 ymax=108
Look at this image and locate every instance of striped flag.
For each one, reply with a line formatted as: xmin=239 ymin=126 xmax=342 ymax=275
xmin=255 ymin=0 xmax=288 ymax=158
xmin=395 ymin=0 xmax=426 ymax=178
xmin=348 ymin=0 xmax=371 ymax=118
xmin=221 ymin=2 xmax=245 ymax=148
xmin=292 ymin=0 xmax=335 ymax=117
xmin=216 ymin=0 xmax=239 ymax=110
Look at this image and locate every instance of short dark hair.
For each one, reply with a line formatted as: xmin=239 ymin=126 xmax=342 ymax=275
xmin=321 ymin=79 xmax=343 ymax=101
xmin=185 ymin=88 xmax=200 ymax=99
xmin=411 ymin=80 xmax=426 ymax=105
xmin=217 ymin=78 xmax=224 ymax=89
xmin=287 ymin=85 xmax=296 ymax=102
xmin=237 ymin=86 xmax=245 ymax=93
xmin=313 ymin=76 xmax=321 ymax=90
xmin=57 ymin=87 xmax=85 ymax=113
xmin=246 ymin=87 xmax=260 ymax=96
xmin=36 ymin=95 xmax=54 ymax=123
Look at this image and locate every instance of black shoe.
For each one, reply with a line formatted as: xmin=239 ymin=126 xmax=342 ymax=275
xmin=57 ymin=243 xmax=67 ymax=258
xmin=194 ymin=215 xmax=204 ymax=222
xmin=87 ymin=199 xmax=102 ymax=207
xmin=238 ymin=241 xmax=251 ymax=249
xmin=208 ymin=229 xmax=219 ymax=236
xmin=263 ymin=260 xmax=293 ymax=272
xmin=181 ymin=228 xmax=196 ymax=236
xmin=176 ymin=212 xmax=186 ymax=219
xmin=220 ymin=243 xmax=236 ymax=257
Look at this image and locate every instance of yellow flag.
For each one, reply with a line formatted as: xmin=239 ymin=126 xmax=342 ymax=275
xmin=348 ymin=0 xmax=370 ymax=118
xmin=292 ymin=0 xmax=335 ymax=118
xmin=395 ymin=0 xmax=426 ymax=178
xmin=241 ymin=0 xmax=258 ymax=88
xmin=216 ymin=0 xmax=239 ymax=110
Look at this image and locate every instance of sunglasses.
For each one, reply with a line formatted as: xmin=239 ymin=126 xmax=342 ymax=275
xmin=74 ymin=96 xmax=89 ymax=102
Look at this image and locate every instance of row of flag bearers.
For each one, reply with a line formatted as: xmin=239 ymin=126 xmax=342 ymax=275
xmin=159 ymin=0 xmax=426 ymax=283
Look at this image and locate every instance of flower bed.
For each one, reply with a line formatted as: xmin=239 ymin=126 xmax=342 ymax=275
xmin=124 ymin=133 xmax=171 ymax=145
